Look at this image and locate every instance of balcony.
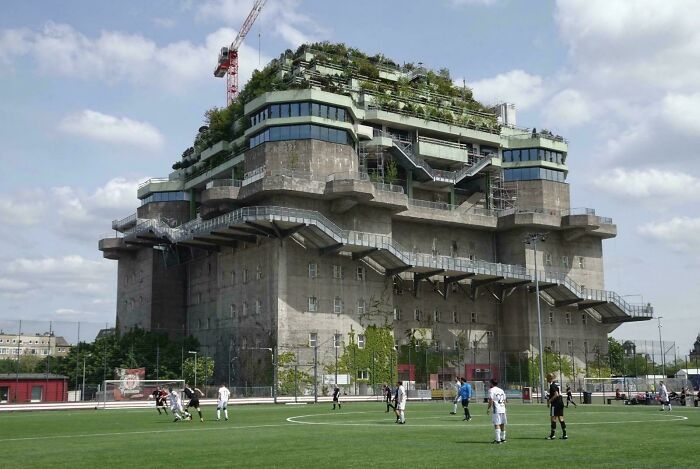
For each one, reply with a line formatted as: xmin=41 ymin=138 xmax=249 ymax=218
xmin=201 ymin=179 xmax=243 ymax=207
xmin=111 ymin=213 xmax=138 ymax=232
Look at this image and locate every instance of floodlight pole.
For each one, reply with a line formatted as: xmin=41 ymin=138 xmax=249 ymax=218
xmin=657 ymin=317 xmax=665 ymax=378
xmin=526 ymin=233 xmax=547 ymax=404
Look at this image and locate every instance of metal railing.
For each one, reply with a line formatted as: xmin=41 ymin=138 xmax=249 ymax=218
xmin=373 ymin=182 xmax=404 ymax=194
xmin=408 ymin=199 xmax=456 ymax=211
xmin=122 ymin=205 xmax=647 ymax=320
xmin=138 ymin=177 xmax=170 ymax=189
xmin=111 ymin=213 xmax=137 ymax=230
xmin=268 ymin=169 xmax=316 ymax=180
xmin=242 ymin=166 xmax=267 ymax=186
xmin=326 ymin=171 xmax=370 ymax=182
xmin=205 ymin=179 xmax=242 ymax=189
xmin=98 ymin=231 xmax=123 ymax=239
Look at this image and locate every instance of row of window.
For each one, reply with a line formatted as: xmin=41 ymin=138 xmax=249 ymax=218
xmin=0 ymin=338 xmax=50 ymax=344
xmin=503 ymin=148 xmax=565 ymax=164
xmin=250 ymin=102 xmax=353 ymax=127
xmin=308 ymin=333 xmax=346 ymax=348
xmin=0 ymin=348 xmax=51 ymax=355
xmin=543 ymin=254 xmax=586 ymax=269
xmin=309 ymin=263 xmax=366 ymax=281
xmin=249 ymin=124 xmax=351 ymax=148
xmin=406 ymin=309 xmax=479 ymax=324
xmin=548 ymin=310 xmax=589 ymax=326
xmin=140 ymin=191 xmax=189 ymax=206
xmin=504 ymin=167 xmax=566 ymax=183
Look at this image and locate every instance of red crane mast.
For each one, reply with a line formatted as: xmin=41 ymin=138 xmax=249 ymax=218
xmin=214 ymin=0 xmax=267 ymax=105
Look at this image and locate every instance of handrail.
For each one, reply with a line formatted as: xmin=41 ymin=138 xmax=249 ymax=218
xmin=138 ymin=177 xmax=170 ymax=189
xmin=111 ymin=213 xmax=137 ymax=230
xmin=373 ymin=182 xmax=404 ymax=194
xmin=122 ymin=205 xmax=647 ymax=320
xmin=205 ymin=179 xmax=243 ymax=189
xmin=327 ymin=171 xmax=370 ymax=182
xmin=499 ymin=206 xmax=614 ymax=224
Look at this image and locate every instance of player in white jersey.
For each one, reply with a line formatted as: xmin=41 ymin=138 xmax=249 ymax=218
xmin=168 ymin=388 xmax=191 ymax=422
xmin=217 ymin=383 xmax=231 ymax=421
xmin=396 ymin=380 xmax=407 ymax=424
xmin=658 ymin=381 xmax=671 ymax=411
xmin=450 ymin=378 xmax=461 ymax=415
xmin=487 ymin=379 xmax=507 ymax=444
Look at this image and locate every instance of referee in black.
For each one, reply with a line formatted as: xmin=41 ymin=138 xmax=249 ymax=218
xmin=546 ymin=373 xmax=567 ymax=440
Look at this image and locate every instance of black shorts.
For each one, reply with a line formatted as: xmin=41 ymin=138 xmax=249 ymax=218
xmin=155 ymin=398 xmax=166 ymax=406
xmin=333 ymin=397 xmax=339 ymax=402
xmin=550 ymin=404 xmax=564 ymax=417
xmin=187 ymin=399 xmax=200 ymax=408
xmin=461 ymin=399 xmax=469 ymax=407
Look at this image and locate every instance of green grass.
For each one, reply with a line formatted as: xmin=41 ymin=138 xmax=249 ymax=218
xmin=0 ymin=402 xmax=697 ymax=468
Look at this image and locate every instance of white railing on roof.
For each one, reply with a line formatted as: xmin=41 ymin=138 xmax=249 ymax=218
xmin=138 ymin=177 xmax=170 ymax=189
xmin=111 ymin=213 xmax=137 ymax=230
xmin=205 ymin=179 xmax=242 ymax=189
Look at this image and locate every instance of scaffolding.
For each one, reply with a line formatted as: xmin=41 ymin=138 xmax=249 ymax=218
xmin=490 ymin=172 xmax=518 ymax=211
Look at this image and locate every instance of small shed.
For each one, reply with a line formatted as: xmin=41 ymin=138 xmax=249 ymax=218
xmin=0 ymin=373 xmax=69 ymax=403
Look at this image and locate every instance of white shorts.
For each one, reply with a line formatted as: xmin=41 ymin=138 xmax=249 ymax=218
xmin=397 ymin=402 xmax=406 ymax=411
xmin=492 ymin=412 xmax=507 ymax=426
xmin=171 ymin=404 xmax=183 ymax=413
xmin=217 ymin=401 xmax=228 ymax=410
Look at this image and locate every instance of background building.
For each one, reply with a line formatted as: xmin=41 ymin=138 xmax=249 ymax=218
xmin=0 ymin=332 xmax=71 ymax=359
xmin=0 ymin=373 xmax=69 ymax=403
xmin=99 ymin=43 xmax=652 ymax=390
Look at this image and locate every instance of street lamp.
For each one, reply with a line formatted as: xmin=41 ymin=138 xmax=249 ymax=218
xmin=524 ymin=232 xmax=547 ymax=403
xmin=657 ymin=317 xmax=666 ymax=378
xmin=188 ymin=351 xmax=198 ymax=389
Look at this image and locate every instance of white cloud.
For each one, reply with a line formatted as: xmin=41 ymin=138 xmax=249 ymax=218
xmin=0 ymin=22 xmax=267 ymax=92
xmin=0 ymin=190 xmax=46 ymax=225
xmin=467 ymin=70 xmax=546 ymax=110
xmin=59 ymin=110 xmax=164 ymax=148
xmin=661 ymin=92 xmax=700 ymax=136
xmin=197 ymin=0 xmax=325 ymax=48
xmin=0 ymin=278 xmax=31 ymax=294
xmin=638 ymin=217 xmax=700 ymax=253
xmin=593 ymin=168 xmax=700 ymax=201
xmin=543 ymin=88 xmax=592 ymax=128
xmin=152 ymin=17 xmax=176 ymax=28
xmin=449 ymin=0 xmax=498 ymax=5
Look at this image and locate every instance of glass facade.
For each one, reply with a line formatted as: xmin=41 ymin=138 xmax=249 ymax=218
xmin=503 ymin=148 xmax=565 ymax=164
xmin=140 ymin=191 xmax=189 ymax=205
xmin=250 ymin=101 xmax=352 ymax=127
xmin=504 ymin=167 xmax=566 ymax=182
xmin=249 ymin=124 xmax=351 ymax=148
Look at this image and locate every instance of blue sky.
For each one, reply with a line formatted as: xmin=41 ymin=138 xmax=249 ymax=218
xmin=0 ymin=0 xmax=698 ymax=351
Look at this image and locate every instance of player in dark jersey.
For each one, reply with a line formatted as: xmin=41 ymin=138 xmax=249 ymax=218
xmin=183 ymin=383 xmax=205 ymax=422
xmin=151 ymin=386 xmax=169 ymax=414
xmin=384 ymin=384 xmax=394 ymax=413
xmin=546 ymin=373 xmax=567 ymax=440
xmin=332 ymin=385 xmax=342 ymax=410
xmin=565 ymin=385 xmax=577 ymax=408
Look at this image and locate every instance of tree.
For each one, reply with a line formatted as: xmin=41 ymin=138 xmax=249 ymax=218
xmin=182 ymin=356 xmax=215 ymax=389
xmin=385 ymin=159 xmax=399 ymax=185
xmin=337 ymin=325 xmax=397 ymax=390
xmin=276 ymin=351 xmax=313 ymax=396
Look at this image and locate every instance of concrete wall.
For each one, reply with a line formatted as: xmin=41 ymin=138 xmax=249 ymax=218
xmin=508 ymin=180 xmax=570 ymax=212
xmin=137 ymin=201 xmax=190 ymax=225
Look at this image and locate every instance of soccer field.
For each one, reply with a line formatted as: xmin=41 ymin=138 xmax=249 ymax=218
xmin=0 ymin=401 xmax=696 ymax=468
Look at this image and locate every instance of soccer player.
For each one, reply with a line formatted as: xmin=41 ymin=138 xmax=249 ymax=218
xmin=384 ymin=384 xmax=394 ymax=413
xmin=546 ymin=373 xmax=567 ymax=440
xmin=183 ymin=383 xmax=205 ymax=422
xmin=168 ymin=387 xmax=190 ymax=422
xmin=450 ymin=377 xmax=461 ymax=415
xmin=332 ymin=385 xmax=342 ymax=410
xmin=216 ymin=383 xmax=230 ymax=421
xmin=459 ymin=377 xmax=472 ymax=421
xmin=487 ymin=379 xmax=507 ymax=444
xmin=396 ymin=380 xmax=407 ymax=424
xmin=658 ymin=381 xmax=671 ymax=411
xmin=565 ymin=385 xmax=577 ymax=408
xmin=149 ymin=386 xmax=169 ymax=415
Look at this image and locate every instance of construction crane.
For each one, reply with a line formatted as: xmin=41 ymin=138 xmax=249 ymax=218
xmin=214 ymin=0 xmax=267 ymax=105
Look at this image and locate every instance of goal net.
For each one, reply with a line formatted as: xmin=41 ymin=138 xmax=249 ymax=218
xmin=101 ymin=379 xmax=185 ymax=409
xmin=583 ymin=377 xmax=691 ymax=395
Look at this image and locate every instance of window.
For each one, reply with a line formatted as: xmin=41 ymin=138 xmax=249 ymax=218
xmin=333 ymin=264 xmax=343 ymax=279
xmin=414 ymin=308 xmax=421 ymax=321
xmin=229 ymin=304 xmax=236 ymax=317
xmin=231 ymin=271 xmax=236 ymax=284
xmin=356 ymin=266 xmax=365 ymax=281
xmin=308 ymin=263 xmax=317 ymax=279
xmin=544 ymin=252 xmax=552 ymax=266
xmin=242 ymin=337 xmax=248 ymax=349
xmin=433 ymin=310 xmax=441 ymax=322
xmin=0 ymin=387 xmax=8 ymax=403
xmin=393 ymin=308 xmax=401 ymax=321
xmin=470 ymin=312 xmax=477 ymax=323
xmin=308 ymin=297 xmax=318 ymax=312
xmin=243 ymin=268 xmax=249 ymax=284
xmin=550 ymin=340 xmax=556 ymax=350
xmin=242 ymin=302 xmax=248 ymax=316
xmin=548 ymin=311 xmax=554 ymax=324
xmin=453 ymin=311 xmax=458 ymax=324
xmin=561 ymin=256 xmax=569 ymax=268
xmin=358 ymin=334 xmax=365 ymax=349
xmin=565 ymin=312 xmax=571 ymax=324
xmin=207 ymin=318 xmax=211 ymax=329
xmin=256 ymin=264 xmax=263 ymax=280
xmin=357 ymin=299 xmax=366 ymax=315
xmin=578 ymin=256 xmax=585 ymax=269
xmin=334 ymin=333 xmax=341 ymax=348
xmin=334 ymin=297 xmax=343 ymax=314
xmin=357 ymin=370 xmax=369 ymax=379
xmin=583 ymin=341 xmax=589 ymax=353
xmin=308 ymin=333 xmax=317 ymax=348
xmin=196 ymin=292 xmax=202 ymax=304
xmin=582 ymin=313 xmax=588 ymax=325
xmin=255 ymin=299 xmax=262 ymax=315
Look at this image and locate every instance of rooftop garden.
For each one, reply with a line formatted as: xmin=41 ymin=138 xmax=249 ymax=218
xmin=174 ymin=42 xmax=499 ymax=179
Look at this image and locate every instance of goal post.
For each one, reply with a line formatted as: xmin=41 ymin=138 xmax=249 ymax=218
xmin=101 ymin=379 xmax=185 ymax=409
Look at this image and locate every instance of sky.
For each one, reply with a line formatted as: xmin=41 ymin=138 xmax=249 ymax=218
xmin=0 ymin=0 xmax=698 ymax=350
